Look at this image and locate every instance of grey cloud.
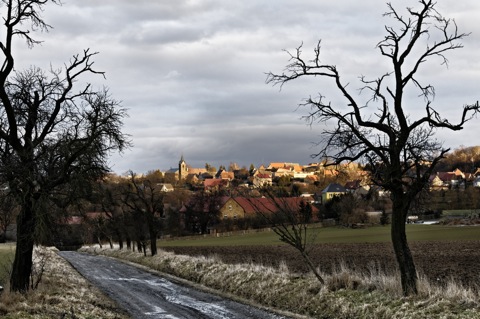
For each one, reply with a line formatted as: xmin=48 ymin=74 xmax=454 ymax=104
xmin=17 ymin=0 xmax=480 ymax=174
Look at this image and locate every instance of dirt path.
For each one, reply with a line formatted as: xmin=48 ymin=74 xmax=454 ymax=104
xmin=59 ymin=251 xmax=287 ymax=319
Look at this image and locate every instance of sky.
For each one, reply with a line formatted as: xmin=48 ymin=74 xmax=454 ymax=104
xmin=14 ymin=0 xmax=480 ymax=175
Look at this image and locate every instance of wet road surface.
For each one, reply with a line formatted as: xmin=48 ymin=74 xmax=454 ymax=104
xmin=59 ymin=251 xmax=287 ymax=319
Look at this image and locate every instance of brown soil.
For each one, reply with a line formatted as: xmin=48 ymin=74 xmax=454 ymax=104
xmin=162 ymin=241 xmax=480 ymax=289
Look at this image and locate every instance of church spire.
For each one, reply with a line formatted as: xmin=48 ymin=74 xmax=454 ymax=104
xmin=179 ymin=155 xmax=187 ymax=180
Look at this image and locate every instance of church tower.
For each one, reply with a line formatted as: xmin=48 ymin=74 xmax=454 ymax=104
xmin=179 ymin=155 xmax=188 ymax=180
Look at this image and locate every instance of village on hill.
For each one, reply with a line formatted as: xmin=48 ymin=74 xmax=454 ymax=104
xmin=3 ymin=146 xmax=480 ymax=247
xmin=121 ymin=150 xmax=480 ymax=204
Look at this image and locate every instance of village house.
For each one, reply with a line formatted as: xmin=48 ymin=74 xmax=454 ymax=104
xmin=204 ymin=178 xmax=229 ymax=192
xmin=251 ymin=171 xmax=273 ymax=188
xmin=273 ymin=166 xmax=294 ymax=177
xmin=218 ymin=196 xmax=319 ymax=221
xmin=344 ymin=180 xmax=362 ymax=193
xmin=178 ymin=195 xmax=319 ymax=235
xmin=430 ymin=169 xmax=466 ymax=190
xmin=321 ymin=183 xmax=347 ymax=203
xmin=429 ymin=174 xmax=449 ymax=190
xmin=266 ymin=162 xmax=302 ymax=171
xmin=157 ymin=183 xmax=174 ymax=192
xmin=215 ymin=169 xmax=235 ymax=180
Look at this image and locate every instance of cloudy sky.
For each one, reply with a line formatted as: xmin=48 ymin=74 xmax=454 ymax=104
xmin=15 ymin=0 xmax=480 ymax=174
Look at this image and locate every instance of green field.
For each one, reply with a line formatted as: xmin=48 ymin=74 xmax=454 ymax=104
xmin=0 ymin=243 xmax=15 ymax=286
xmin=159 ymin=224 xmax=480 ymax=247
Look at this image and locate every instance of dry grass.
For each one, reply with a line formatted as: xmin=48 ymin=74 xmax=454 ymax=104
xmin=0 ymin=246 xmax=129 ymax=319
xmin=0 ymin=243 xmax=15 ymax=287
xmin=82 ymin=245 xmax=480 ymax=319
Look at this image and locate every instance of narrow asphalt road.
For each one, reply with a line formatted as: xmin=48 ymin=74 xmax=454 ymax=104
xmin=59 ymin=251 xmax=288 ymax=319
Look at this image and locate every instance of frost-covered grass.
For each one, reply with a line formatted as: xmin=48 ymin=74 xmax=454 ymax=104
xmin=0 ymin=246 xmax=129 ymax=319
xmin=82 ymin=245 xmax=480 ymax=319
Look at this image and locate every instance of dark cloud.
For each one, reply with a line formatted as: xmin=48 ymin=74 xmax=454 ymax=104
xmin=15 ymin=0 xmax=480 ymax=174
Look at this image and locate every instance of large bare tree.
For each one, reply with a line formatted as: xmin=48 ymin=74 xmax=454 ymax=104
xmin=0 ymin=0 xmax=129 ymax=292
xmin=267 ymin=0 xmax=479 ymax=295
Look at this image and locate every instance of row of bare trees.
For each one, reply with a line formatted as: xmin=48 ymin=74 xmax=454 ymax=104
xmin=87 ymin=172 xmax=165 ymax=256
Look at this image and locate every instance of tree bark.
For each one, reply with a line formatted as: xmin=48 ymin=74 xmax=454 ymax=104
xmin=10 ymin=204 xmax=35 ymax=292
xmin=117 ymin=231 xmax=123 ymax=250
xmin=141 ymin=242 xmax=147 ymax=257
xmin=97 ymin=236 xmax=103 ymax=248
xmin=391 ymin=197 xmax=418 ymax=296
xmin=126 ymin=236 xmax=131 ymax=250
xmin=301 ymin=250 xmax=324 ymax=284
xmin=147 ymin=217 xmax=158 ymax=256
xmin=149 ymin=230 xmax=157 ymax=256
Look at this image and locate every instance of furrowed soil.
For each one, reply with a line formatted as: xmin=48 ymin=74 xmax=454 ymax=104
xmin=162 ymin=241 xmax=480 ymax=289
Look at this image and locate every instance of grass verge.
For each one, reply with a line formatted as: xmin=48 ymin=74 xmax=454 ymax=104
xmin=0 ymin=243 xmax=15 ymax=287
xmin=82 ymin=246 xmax=480 ymax=319
xmin=0 ymin=246 xmax=129 ymax=319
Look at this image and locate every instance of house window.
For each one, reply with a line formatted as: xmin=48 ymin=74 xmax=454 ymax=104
xmin=228 ymin=205 xmax=232 ymax=211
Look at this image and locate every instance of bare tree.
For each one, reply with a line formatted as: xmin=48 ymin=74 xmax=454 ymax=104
xmin=183 ymin=190 xmax=223 ymax=235
xmin=122 ymin=171 xmax=164 ymax=256
xmin=245 ymin=191 xmax=324 ymax=284
xmin=267 ymin=0 xmax=479 ymax=295
xmin=0 ymin=1 xmax=130 ymax=292
xmin=93 ymin=180 xmax=131 ymax=250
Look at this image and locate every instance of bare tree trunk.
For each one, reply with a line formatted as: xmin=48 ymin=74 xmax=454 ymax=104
xmin=10 ymin=205 xmax=35 ymax=292
xmin=126 ymin=236 xmax=131 ymax=250
xmin=142 ymin=242 xmax=147 ymax=257
xmin=116 ymin=230 xmax=123 ymax=250
xmin=301 ymin=250 xmax=324 ymax=284
xmin=391 ymin=199 xmax=418 ymax=296
xmin=148 ymin=227 xmax=158 ymax=256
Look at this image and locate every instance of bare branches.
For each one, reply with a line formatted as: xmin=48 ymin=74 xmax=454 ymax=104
xmin=244 ymin=192 xmax=324 ymax=284
xmin=3 ymin=0 xmax=61 ymax=46
xmin=379 ymin=0 xmax=469 ymax=99
xmin=0 ymin=1 xmax=62 ymax=147
xmin=267 ymin=1 xmax=477 ymax=189
xmin=0 ymin=1 xmax=58 ymax=77
xmin=0 ymin=0 xmax=129 ymax=293
xmin=266 ymin=40 xmax=338 ymax=90
xmin=410 ymin=101 xmax=480 ymax=133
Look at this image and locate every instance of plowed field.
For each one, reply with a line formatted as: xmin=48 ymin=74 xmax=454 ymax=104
xmin=162 ymin=241 xmax=480 ymax=289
